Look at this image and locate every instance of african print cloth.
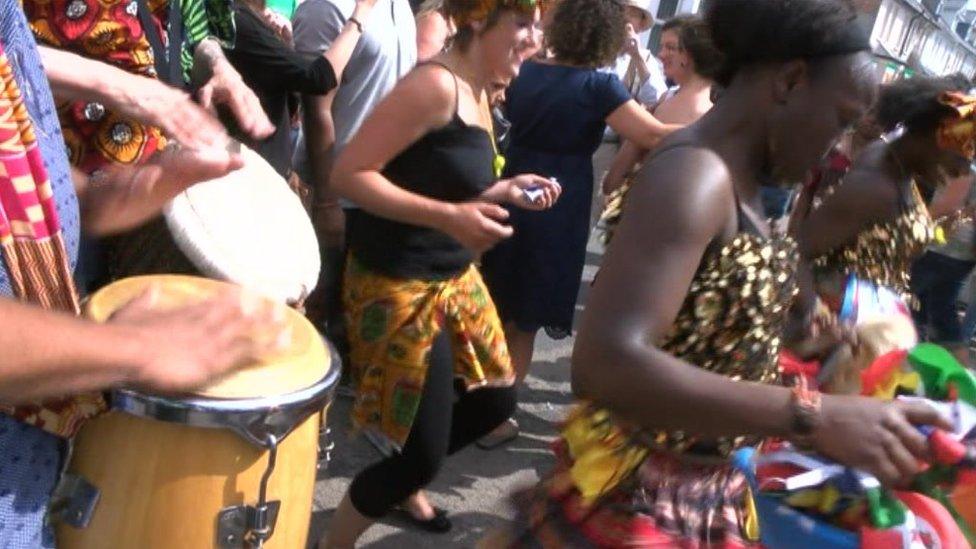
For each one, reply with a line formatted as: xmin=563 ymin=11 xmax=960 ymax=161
xmin=508 ymin=434 xmax=758 ymax=548
xmin=343 ymin=257 xmax=515 ymax=448
xmin=502 ymin=227 xmax=797 ymax=547
xmin=938 ymin=91 xmax=976 ymax=160
xmin=812 ymin=180 xmax=933 ymax=301
xmin=23 ymin=0 xmax=235 ymax=172
xmin=0 ymin=41 xmax=105 ymax=438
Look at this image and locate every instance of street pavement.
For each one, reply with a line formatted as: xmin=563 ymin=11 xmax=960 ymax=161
xmin=309 ymin=235 xmax=605 ymax=548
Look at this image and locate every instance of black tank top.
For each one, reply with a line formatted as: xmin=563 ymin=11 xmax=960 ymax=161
xmin=347 ymin=63 xmax=496 ymax=280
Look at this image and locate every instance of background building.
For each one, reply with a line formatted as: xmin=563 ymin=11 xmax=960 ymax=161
xmin=643 ymin=0 xmax=704 ymax=54
xmin=642 ymin=0 xmax=976 ymax=81
xmin=869 ymin=0 xmax=976 ymax=79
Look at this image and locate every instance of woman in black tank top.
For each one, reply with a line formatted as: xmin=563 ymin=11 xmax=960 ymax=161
xmin=318 ymin=0 xmax=561 ymax=546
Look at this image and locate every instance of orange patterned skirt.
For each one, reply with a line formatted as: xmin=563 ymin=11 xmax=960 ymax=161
xmin=501 ymin=406 xmax=759 ymax=548
xmin=343 ymin=257 xmax=515 ymax=448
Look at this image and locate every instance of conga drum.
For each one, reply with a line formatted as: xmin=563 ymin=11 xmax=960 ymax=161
xmin=56 ymin=275 xmax=339 ymax=548
xmin=107 ymin=144 xmax=320 ymax=305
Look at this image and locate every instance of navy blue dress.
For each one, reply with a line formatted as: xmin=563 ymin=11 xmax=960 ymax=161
xmin=480 ymin=61 xmax=630 ymax=338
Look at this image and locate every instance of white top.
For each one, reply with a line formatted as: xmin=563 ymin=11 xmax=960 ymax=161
xmin=601 ymin=48 xmax=668 ymax=107
xmin=291 ymin=0 xmax=417 ymax=208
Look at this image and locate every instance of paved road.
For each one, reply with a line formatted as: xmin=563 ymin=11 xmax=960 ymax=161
xmin=309 ymin=237 xmax=605 ymax=548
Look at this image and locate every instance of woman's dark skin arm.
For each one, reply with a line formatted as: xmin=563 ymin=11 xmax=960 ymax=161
xmin=573 ymin=146 xmax=950 ymax=487
xmin=602 ymin=139 xmax=647 ymax=197
xmin=798 ymin=148 xmax=901 ymax=260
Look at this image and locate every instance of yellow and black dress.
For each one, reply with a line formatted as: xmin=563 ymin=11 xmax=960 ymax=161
xmin=509 ymin=213 xmax=798 ymax=547
xmin=810 ymin=180 xmax=933 ymax=301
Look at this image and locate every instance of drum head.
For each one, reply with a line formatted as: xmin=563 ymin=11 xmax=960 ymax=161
xmin=164 ymin=144 xmax=320 ymax=304
xmin=86 ymin=275 xmax=331 ymax=399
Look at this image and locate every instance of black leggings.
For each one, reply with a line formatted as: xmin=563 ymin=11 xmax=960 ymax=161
xmin=348 ymin=331 xmax=517 ymax=518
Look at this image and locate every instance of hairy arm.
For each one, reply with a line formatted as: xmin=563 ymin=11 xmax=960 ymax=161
xmin=193 ymin=38 xmax=275 ymax=138
xmin=0 ymin=284 xmax=284 ymax=404
xmin=0 ymin=299 xmax=144 ymax=402
xmin=39 ymin=46 xmax=227 ymax=150
xmin=191 ymin=36 xmax=230 ymax=84
xmin=40 ymin=46 xmax=136 ymax=105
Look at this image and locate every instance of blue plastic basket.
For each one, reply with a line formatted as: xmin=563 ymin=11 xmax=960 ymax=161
xmin=733 ymin=448 xmax=860 ymax=549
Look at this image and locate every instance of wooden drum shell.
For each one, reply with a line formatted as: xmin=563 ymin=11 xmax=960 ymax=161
xmin=57 ymin=275 xmax=335 ymax=548
xmin=56 ymin=408 xmax=322 ymax=549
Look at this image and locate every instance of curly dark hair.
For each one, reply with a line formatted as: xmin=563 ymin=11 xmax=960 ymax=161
xmin=875 ymin=75 xmax=970 ymax=134
xmin=546 ymin=0 xmax=626 ymax=68
xmin=661 ymin=15 xmax=723 ymax=82
xmin=706 ymin=0 xmax=870 ymax=87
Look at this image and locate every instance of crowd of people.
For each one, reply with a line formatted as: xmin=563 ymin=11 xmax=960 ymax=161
xmin=2 ymin=0 xmax=976 ymax=547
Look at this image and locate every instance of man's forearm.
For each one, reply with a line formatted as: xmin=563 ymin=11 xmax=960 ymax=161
xmin=39 ymin=46 xmax=136 ymax=107
xmin=0 ymin=298 xmax=143 ymax=404
xmin=302 ymin=93 xmax=337 ymax=198
xmin=191 ymin=37 xmax=229 ymax=85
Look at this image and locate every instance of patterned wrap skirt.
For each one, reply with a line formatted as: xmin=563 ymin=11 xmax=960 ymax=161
xmin=501 ymin=407 xmax=760 ymax=548
xmin=343 ymin=257 xmax=515 ymax=448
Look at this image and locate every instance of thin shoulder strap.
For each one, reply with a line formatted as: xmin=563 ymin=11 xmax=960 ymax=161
xmin=419 ymin=60 xmax=460 ymax=117
xmin=136 ymin=0 xmax=183 ymax=87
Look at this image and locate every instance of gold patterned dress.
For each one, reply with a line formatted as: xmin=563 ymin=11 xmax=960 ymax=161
xmin=508 ymin=219 xmax=799 ymax=548
xmin=811 ymin=181 xmax=933 ymax=301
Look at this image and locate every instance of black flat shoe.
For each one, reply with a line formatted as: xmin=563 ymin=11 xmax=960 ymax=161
xmin=393 ymin=506 xmax=453 ymax=534
xmin=476 ymin=418 xmax=519 ymax=450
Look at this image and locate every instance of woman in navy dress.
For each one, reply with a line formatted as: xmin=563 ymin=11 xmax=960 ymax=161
xmin=479 ymin=0 xmax=679 ymax=445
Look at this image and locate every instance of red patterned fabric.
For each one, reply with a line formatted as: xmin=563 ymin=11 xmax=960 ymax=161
xmin=510 ymin=442 xmax=757 ymax=548
xmin=0 ymin=41 xmax=106 ymax=438
xmin=25 ymin=0 xmax=168 ymax=172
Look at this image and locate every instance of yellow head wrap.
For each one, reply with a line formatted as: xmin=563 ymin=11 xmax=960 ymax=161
xmin=451 ymin=0 xmax=539 ymax=29
xmin=937 ymin=91 xmax=976 ymax=159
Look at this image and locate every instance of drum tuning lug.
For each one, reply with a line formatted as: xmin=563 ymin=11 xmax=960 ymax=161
xmin=317 ymin=427 xmax=334 ymax=470
xmin=217 ymin=434 xmax=281 ymax=548
xmin=49 ymin=473 xmax=101 ymax=529
xmin=216 ymin=501 xmax=280 ymax=548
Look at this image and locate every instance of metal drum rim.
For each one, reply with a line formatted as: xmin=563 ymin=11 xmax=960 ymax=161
xmin=110 ymin=337 xmax=340 ymax=430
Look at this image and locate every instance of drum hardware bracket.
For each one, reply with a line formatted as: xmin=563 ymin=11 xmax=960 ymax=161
xmin=317 ymin=426 xmax=334 ymax=470
xmin=216 ymin=502 xmax=280 ymax=549
xmin=217 ymin=434 xmax=281 ymax=548
xmin=49 ymin=473 xmax=101 ymax=529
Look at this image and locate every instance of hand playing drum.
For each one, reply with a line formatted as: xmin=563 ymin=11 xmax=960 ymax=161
xmin=77 ymin=143 xmax=244 ymax=237
xmin=59 ymin=276 xmax=339 ymax=548
xmin=105 ymin=143 xmax=321 ymax=306
xmin=107 ymin=282 xmax=289 ymax=393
